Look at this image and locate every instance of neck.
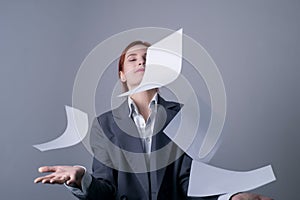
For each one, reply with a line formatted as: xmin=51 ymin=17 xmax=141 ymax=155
xmin=130 ymin=88 xmax=157 ymax=108
xmin=130 ymin=88 xmax=157 ymax=120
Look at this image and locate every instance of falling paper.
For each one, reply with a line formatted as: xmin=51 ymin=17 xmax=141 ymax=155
xmin=119 ymin=28 xmax=183 ymax=97
xmin=188 ymin=161 xmax=276 ymax=197
xmin=163 ymin=107 xmax=276 ymax=197
xmin=163 ymin=105 xmax=223 ymax=163
xmin=33 ymin=106 xmax=88 ymax=151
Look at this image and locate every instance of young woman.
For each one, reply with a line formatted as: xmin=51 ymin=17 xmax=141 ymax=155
xmin=35 ymin=41 xmax=272 ymax=200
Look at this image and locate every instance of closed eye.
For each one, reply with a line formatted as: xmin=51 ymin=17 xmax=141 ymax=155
xmin=128 ymin=58 xmax=136 ymax=62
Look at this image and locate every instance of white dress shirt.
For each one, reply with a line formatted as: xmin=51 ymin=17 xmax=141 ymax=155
xmin=128 ymin=93 xmax=158 ymax=157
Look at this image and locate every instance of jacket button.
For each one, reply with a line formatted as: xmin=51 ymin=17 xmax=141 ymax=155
xmin=120 ymin=195 xmax=128 ymax=200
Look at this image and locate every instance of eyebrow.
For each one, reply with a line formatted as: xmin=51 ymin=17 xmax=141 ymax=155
xmin=126 ymin=53 xmax=147 ymax=58
xmin=126 ymin=53 xmax=137 ymax=58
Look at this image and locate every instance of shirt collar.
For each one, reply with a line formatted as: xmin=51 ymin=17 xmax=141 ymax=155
xmin=128 ymin=93 xmax=158 ymax=117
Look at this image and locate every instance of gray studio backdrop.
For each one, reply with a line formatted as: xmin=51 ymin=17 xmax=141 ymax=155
xmin=1 ymin=0 xmax=299 ymax=199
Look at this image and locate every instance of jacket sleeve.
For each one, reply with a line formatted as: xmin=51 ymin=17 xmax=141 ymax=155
xmin=76 ymin=117 xmax=117 ymax=200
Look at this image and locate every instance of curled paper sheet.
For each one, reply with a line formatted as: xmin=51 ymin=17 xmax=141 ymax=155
xmin=119 ymin=28 xmax=183 ymax=97
xmin=163 ymin=108 xmax=222 ymax=163
xmin=164 ymin=111 xmax=276 ymax=196
xmin=33 ymin=106 xmax=88 ymax=151
xmin=188 ymin=161 xmax=276 ymax=197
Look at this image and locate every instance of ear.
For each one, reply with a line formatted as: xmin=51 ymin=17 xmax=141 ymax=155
xmin=119 ymin=71 xmax=127 ymax=82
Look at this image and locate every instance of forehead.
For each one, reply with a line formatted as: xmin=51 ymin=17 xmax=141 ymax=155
xmin=125 ymin=44 xmax=147 ymax=56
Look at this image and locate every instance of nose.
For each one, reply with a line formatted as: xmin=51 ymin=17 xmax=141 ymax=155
xmin=138 ymin=57 xmax=145 ymax=66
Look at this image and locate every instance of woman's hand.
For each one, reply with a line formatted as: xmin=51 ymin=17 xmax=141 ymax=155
xmin=34 ymin=165 xmax=85 ymax=188
xmin=231 ymin=193 xmax=273 ymax=200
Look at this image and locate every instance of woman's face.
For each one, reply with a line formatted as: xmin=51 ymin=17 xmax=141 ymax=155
xmin=120 ymin=44 xmax=147 ymax=90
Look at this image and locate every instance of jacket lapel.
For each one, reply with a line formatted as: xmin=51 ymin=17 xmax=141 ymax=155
xmin=151 ymin=96 xmax=183 ymax=194
xmin=112 ymin=100 xmax=150 ymax=195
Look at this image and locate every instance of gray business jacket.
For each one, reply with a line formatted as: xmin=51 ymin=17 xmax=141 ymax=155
xmin=77 ymin=95 xmax=219 ymax=200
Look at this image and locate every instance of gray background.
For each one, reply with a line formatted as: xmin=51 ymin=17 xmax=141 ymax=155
xmin=1 ymin=0 xmax=299 ymax=199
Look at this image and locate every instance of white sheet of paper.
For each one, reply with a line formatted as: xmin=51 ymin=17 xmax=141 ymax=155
xmin=163 ymin=107 xmax=221 ymax=163
xmin=119 ymin=28 xmax=183 ymax=97
xmin=188 ymin=160 xmax=276 ymax=197
xmin=33 ymin=106 xmax=88 ymax=151
xmin=163 ymin=109 xmax=276 ymax=196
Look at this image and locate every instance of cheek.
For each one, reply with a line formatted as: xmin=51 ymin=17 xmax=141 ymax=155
xmin=123 ymin=63 xmax=135 ymax=74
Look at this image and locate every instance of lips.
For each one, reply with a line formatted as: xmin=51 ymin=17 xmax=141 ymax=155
xmin=135 ymin=68 xmax=145 ymax=73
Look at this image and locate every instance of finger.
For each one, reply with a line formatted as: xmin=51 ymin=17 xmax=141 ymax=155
xmin=49 ymin=176 xmax=68 ymax=184
xmin=35 ymin=174 xmax=57 ymax=183
xmin=34 ymin=175 xmax=54 ymax=183
xmin=38 ymin=166 xmax=58 ymax=173
xmin=66 ymin=174 xmax=76 ymax=185
xmin=42 ymin=174 xmax=66 ymax=184
xmin=57 ymin=175 xmax=71 ymax=184
xmin=49 ymin=179 xmax=64 ymax=184
xmin=34 ymin=177 xmax=43 ymax=183
xmin=41 ymin=177 xmax=55 ymax=184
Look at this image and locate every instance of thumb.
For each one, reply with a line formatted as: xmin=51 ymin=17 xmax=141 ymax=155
xmin=38 ymin=166 xmax=57 ymax=173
